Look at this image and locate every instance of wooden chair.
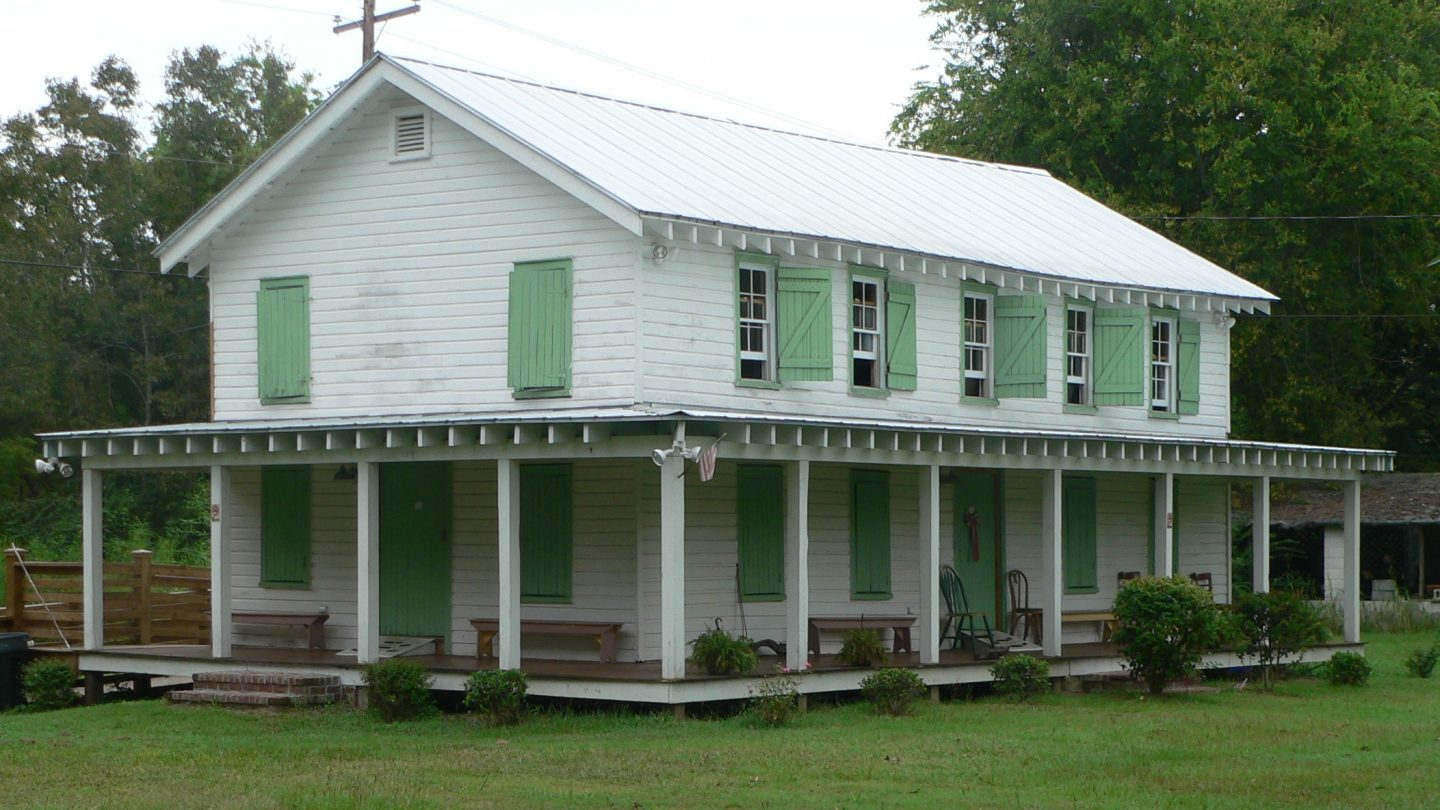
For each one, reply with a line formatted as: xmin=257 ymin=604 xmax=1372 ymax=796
xmin=940 ymin=564 xmax=994 ymax=653
xmin=1118 ymin=570 xmax=1142 ymax=590
xmin=1189 ymin=572 xmax=1213 ymax=594
xmin=1007 ymin=569 xmax=1043 ymax=646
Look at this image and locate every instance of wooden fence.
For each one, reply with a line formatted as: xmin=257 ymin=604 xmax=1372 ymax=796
xmin=0 ymin=548 xmax=210 ymax=646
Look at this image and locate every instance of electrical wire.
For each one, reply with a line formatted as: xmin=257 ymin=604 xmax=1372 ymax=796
xmin=1136 ymin=214 xmax=1440 ymax=222
xmin=213 ymin=0 xmax=341 ymax=18
xmin=0 ymin=257 xmax=199 ymax=279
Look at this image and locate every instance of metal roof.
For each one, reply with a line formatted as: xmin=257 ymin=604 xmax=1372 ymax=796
xmin=394 ymin=56 xmax=1276 ymax=302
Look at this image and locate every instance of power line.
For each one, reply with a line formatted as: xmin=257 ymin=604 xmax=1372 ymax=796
xmin=1137 ymin=213 xmax=1440 ymax=222
xmin=384 ymin=32 xmax=544 ymax=83
xmin=0 ymin=257 xmax=198 ymax=279
xmin=213 ymin=0 xmax=340 ymax=18
xmin=1245 ymin=313 xmax=1440 ymax=319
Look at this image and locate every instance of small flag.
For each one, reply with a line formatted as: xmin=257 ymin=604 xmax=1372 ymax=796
xmin=697 ymin=440 xmax=720 ymax=482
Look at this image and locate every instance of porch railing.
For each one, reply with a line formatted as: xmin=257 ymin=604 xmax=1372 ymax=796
xmin=0 ymin=548 xmax=210 ymax=646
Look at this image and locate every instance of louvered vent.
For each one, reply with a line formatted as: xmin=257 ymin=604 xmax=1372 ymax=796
xmin=394 ymin=113 xmax=428 ymax=156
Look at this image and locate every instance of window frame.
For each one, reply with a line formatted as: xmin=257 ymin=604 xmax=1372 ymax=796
xmin=735 ymin=254 xmax=779 ymax=387
xmin=962 ymin=286 xmax=995 ymax=402
xmin=1064 ymin=304 xmax=1095 ymax=412
xmin=848 ymin=267 xmax=886 ymax=394
xmin=1150 ymin=314 xmax=1178 ymax=415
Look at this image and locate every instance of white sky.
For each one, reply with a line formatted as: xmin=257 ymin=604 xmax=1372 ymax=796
xmin=1 ymin=0 xmax=941 ymax=145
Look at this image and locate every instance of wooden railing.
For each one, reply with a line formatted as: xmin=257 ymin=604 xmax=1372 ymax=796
xmin=0 ymin=548 xmax=210 ymax=646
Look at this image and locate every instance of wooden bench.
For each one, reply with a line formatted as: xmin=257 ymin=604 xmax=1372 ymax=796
xmin=1061 ymin=610 xmax=1118 ymax=641
xmin=469 ymin=619 xmax=623 ymax=663
xmin=808 ymin=615 xmax=916 ymax=656
xmin=231 ymin=611 xmax=329 ymax=650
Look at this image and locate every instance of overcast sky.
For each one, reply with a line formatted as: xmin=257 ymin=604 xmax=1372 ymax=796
xmin=2 ymin=0 xmax=941 ymax=145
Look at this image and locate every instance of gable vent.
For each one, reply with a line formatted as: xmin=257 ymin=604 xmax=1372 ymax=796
xmin=393 ymin=113 xmax=429 ymax=157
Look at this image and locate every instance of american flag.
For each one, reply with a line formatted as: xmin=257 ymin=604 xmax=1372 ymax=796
xmin=696 ymin=440 xmax=720 ymax=482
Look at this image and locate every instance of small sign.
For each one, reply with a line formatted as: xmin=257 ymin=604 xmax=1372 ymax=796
xmin=210 ymin=504 xmax=221 ymax=522
xmin=1166 ymin=512 xmax=1174 ymax=528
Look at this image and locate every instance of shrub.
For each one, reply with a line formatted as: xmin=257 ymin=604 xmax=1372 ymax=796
xmin=1404 ymin=642 xmax=1439 ymax=679
xmin=990 ymin=654 xmax=1050 ymax=701
xmin=1327 ymin=652 xmax=1371 ymax=686
xmin=689 ymin=622 xmax=757 ymax=676
xmin=748 ymin=668 xmax=801 ymax=728
xmin=463 ymin=669 xmax=528 ymax=725
xmin=361 ymin=658 xmax=436 ymax=722
xmin=1233 ymin=590 xmax=1328 ymax=690
xmin=1112 ymin=576 xmax=1229 ymax=695
xmin=859 ymin=668 xmax=926 ymax=716
xmin=22 ymin=658 xmax=77 ymax=711
xmin=837 ymin=628 xmax=888 ymax=668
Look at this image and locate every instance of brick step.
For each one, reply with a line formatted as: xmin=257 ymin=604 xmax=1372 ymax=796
xmin=193 ymin=670 xmax=340 ymax=689
xmin=169 ymin=688 xmax=300 ymax=707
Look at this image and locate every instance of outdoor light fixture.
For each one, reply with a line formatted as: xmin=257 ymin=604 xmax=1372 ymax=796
xmin=650 ymin=445 xmax=701 ymax=467
xmin=333 ymin=464 xmax=358 ymax=481
xmin=34 ymin=458 xmax=74 ymax=478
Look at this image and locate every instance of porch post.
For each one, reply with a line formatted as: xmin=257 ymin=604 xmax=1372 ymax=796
xmin=1252 ymin=476 xmax=1271 ymax=594
xmin=1154 ymin=473 xmax=1175 ymax=577
xmin=209 ymin=465 xmax=232 ymax=657
xmin=918 ymin=464 xmax=941 ymax=665
xmin=784 ymin=459 xmax=810 ymax=672
xmin=1342 ymin=478 xmax=1361 ymax=644
xmin=497 ymin=459 xmax=522 ymax=670
xmin=81 ymin=468 xmax=104 ymax=651
xmin=1040 ymin=467 xmax=1063 ymax=657
xmin=356 ymin=461 xmax=381 ymax=663
xmin=659 ymin=452 xmax=687 ymax=680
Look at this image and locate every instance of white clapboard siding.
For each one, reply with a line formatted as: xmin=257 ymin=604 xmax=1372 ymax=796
xmin=641 ymin=240 xmax=1232 ymax=438
xmin=1176 ymin=477 xmax=1231 ymax=603
xmin=210 ymin=86 xmax=639 ymax=420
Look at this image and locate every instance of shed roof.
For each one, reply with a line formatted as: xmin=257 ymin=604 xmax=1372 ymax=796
xmin=1269 ymin=474 xmax=1440 ymax=528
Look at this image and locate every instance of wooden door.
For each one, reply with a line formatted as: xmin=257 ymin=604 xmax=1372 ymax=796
xmin=380 ymin=462 xmax=452 ymax=639
xmin=953 ymin=470 xmax=1003 ymax=624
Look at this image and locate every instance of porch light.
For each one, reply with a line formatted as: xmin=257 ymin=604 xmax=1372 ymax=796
xmin=333 ymin=464 xmax=358 ymax=482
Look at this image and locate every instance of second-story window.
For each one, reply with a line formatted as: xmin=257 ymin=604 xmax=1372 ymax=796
xmin=738 ymin=263 xmax=774 ymax=381
xmin=852 ymin=277 xmax=882 ymax=387
xmin=1066 ymin=306 xmax=1091 ymax=406
xmin=1151 ymin=316 xmax=1176 ymax=412
xmin=963 ymin=291 xmax=992 ymax=398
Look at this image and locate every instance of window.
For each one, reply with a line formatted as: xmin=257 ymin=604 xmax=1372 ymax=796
xmin=850 ymin=469 xmax=891 ymax=599
xmin=1062 ymin=477 xmax=1097 ymax=594
xmin=737 ymin=465 xmax=784 ymax=601
xmin=392 ymin=109 xmax=430 ymax=160
xmin=851 ymin=277 xmax=882 ymax=388
xmin=737 ymin=262 xmax=774 ymax=382
xmin=257 ymin=276 xmax=310 ymax=403
xmin=963 ymin=291 xmax=993 ymax=398
xmin=520 ymin=464 xmax=572 ymax=603
xmin=508 ymin=259 xmax=572 ymax=398
xmin=261 ymin=467 xmax=310 ymax=588
xmin=1066 ymin=307 xmax=1092 ymax=406
xmin=1151 ymin=316 xmax=1176 ymax=412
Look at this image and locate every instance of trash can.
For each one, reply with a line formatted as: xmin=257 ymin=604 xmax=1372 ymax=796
xmin=0 ymin=632 xmax=31 ymax=710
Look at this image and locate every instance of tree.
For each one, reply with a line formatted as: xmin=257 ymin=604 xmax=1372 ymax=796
xmin=894 ymin=0 xmax=1440 ymax=468
xmin=1233 ymin=589 xmax=1328 ymax=690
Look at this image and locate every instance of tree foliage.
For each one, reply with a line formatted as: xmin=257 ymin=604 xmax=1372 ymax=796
xmin=894 ymin=0 xmax=1440 ymax=467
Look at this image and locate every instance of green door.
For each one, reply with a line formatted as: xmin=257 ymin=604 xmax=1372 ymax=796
xmin=380 ymin=462 xmax=452 ymax=639
xmin=953 ymin=470 xmax=1003 ymax=624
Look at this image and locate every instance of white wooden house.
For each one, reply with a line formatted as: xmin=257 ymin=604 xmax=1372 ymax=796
xmin=39 ymin=55 xmax=1389 ymax=704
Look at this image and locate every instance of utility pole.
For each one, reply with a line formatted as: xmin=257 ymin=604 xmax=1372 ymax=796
xmin=334 ymin=1 xmax=421 ymax=63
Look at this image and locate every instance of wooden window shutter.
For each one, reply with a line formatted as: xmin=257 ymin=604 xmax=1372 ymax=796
xmin=1062 ymin=477 xmax=1097 ymax=593
xmin=776 ymin=267 xmax=833 ymax=382
xmin=507 ymin=260 xmax=572 ymax=394
xmin=520 ymin=464 xmax=573 ymax=602
xmin=1177 ymin=319 xmax=1200 ymax=415
xmin=256 ymin=277 xmax=310 ymax=402
xmin=850 ymin=469 xmax=891 ymax=598
xmin=994 ymin=294 xmax=1047 ymax=398
xmin=737 ymin=465 xmax=785 ymax=600
xmin=885 ymin=281 xmax=918 ymax=390
xmin=1093 ymin=307 xmax=1147 ymax=406
xmin=261 ymin=467 xmax=311 ymax=586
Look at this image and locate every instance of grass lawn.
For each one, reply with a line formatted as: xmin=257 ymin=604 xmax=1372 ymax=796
xmin=4 ymin=633 xmax=1439 ymax=809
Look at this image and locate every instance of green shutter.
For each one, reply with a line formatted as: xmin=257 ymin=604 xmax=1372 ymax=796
xmin=508 ymin=260 xmax=572 ymax=395
xmin=1062 ymin=477 xmax=1097 ymax=593
xmin=994 ymin=294 xmax=1047 ymax=398
xmin=520 ymin=463 xmax=572 ymax=602
xmin=257 ymin=277 xmax=310 ymax=402
xmin=1177 ymin=319 xmax=1200 ymax=415
xmin=261 ymin=467 xmax=311 ymax=587
xmin=737 ymin=465 xmax=785 ymax=600
xmin=1093 ymin=307 xmax=1146 ymax=406
xmin=885 ymin=281 xmax=917 ymax=390
xmin=776 ymin=267 xmax=833 ymax=382
xmin=850 ymin=469 xmax=891 ymax=599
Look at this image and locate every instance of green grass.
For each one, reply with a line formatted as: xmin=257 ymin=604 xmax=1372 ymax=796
xmin=5 ymin=633 xmax=1440 ymax=808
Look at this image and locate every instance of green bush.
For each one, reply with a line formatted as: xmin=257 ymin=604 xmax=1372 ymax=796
xmin=837 ymin=628 xmax=888 ymax=667
xmin=859 ymin=668 xmax=926 ymax=716
xmin=1404 ymin=642 xmax=1439 ymax=679
xmin=747 ymin=669 xmax=801 ymax=728
xmin=990 ymin=654 xmax=1050 ymax=701
xmin=689 ymin=623 xmax=757 ymax=676
xmin=463 ymin=669 xmax=528 ymax=725
xmin=1327 ymin=652 xmax=1371 ymax=686
xmin=1234 ymin=590 xmax=1328 ymax=690
xmin=1112 ymin=576 xmax=1229 ymax=695
xmin=361 ymin=659 xmax=436 ymax=722
xmin=22 ymin=658 xmax=77 ymax=711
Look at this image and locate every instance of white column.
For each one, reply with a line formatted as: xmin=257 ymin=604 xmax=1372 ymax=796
xmin=1040 ymin=467 xmax=1063 ymax=657
xmin=784 ymin=460 xmax=810 ymax=672
xmin=1342 ymin=478 xmax=1362 ymax=644
xmin=81 ymin=468 xmax=104 ymax=651
xmin=659 ymin=453 xmax=687 ymax=680
xmin=497 ymin=459 xmax=522 ymax=670
xmin=1252 ymin=476 xmax=1271 ymax=594
xmin=918 ymin=465 xmax=941 ymax=665
xmin=208 ymin=465 xmax=232 ymax=657
xmin=1154 ymin=473 xmax=1175 ymax=577
xmin=356 ymin=461 xmax=381 ymax=663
